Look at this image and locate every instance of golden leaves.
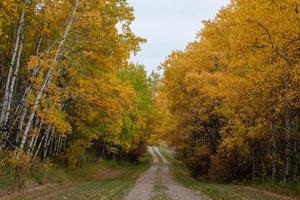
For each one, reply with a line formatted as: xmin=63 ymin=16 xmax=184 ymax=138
xmin=26 ymin=56 xmax=38 ymax=70
xmin=157 ymin=0 xmax=300 ymax=180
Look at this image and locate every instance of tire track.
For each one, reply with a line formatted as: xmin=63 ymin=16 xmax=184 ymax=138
xmin=124 ymin=146 xmax=209 ymax=200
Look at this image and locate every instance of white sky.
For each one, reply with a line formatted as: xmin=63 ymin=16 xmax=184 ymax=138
xmin=127 ymin=0 xmax=230 ymax=74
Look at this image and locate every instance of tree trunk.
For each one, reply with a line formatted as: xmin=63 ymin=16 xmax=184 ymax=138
xmin=33 ymin=125 xmax=51 ymax=160
xmin=27 ymin=118 xmax=42 ymax=154
xmin=251 ymin=141 xmax=257 ymax=181
xmin=33 ymin=119 xmax=43 ymax=151
xmin=293 ymin=141 xmax=298 ymax=181
xmin=0 ymin=54 xmax=4 ymax=85
xmin=284 ymin=80 xmax=291 ymax=184
xmin=53 ymin=134 xmax=61 ymax=157
xmin=43 ymin=128 xmax=54 ymax=161
xmin=16 ymin=33 xmax=44 ymax=136
xmin=284 ymin=115 xmax=291 ymax=184
xmin=3 ymin=26 xmax=25 ymax=135
xmin=19 ymin=0 xmax=79 ymax=151
xmin=271 ymin=121 xmax=277 ymax=180
xmin=0 ymin=7 xmax=26 ymax=132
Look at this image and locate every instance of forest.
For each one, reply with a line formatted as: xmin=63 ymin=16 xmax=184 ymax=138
xmin=0 ymin=0 xmax=157 ymax=187
xmin=156 ymin=0 xmax=300 ymax=183
xmin=0 ymin=0 xmax=299 ymax=199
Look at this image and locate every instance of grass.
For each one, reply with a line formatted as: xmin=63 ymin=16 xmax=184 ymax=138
xmin=254 ymin=181 xmax=300 ymax=198
xmin=1 ymin=153 xmax=152 ymax=200
xmin=151 ymin=168 xmax=168 ymax=200
xmin=159 ymin=147 xmax=300 ymax=200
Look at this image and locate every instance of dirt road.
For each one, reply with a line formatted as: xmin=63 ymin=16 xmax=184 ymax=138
xmin=124 ymin=146 xmax=208 ymax=200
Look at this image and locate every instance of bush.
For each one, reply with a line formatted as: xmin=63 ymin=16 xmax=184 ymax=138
xmin=0 ymin=150 xmax=53 ymax=191
xmin=183 ymin=146 xmax=211 ymax=178
xmin=127 ymin=140 xmax=147 ymax=163
xmin=0 ymin=150 xmax=31 ymax=191
xmin=209 ymin=146 xmax=252 ymax=182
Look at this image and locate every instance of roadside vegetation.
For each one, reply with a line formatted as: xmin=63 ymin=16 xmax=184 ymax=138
xmin=159 ymin=147 xmax=300 ymax=200
xmin=154 ymin=1 xmax=300 ymax=198
xmin=0 ymin=0 xmax=158 ymax=194
xmin=1 ymin=0 xmax=300 ymax=199
xmin=0 ymin=152 xmax=151 ymax=200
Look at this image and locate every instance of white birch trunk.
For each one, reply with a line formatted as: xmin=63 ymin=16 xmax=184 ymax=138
xmin=33 ymin=125 xmax=51 ymax=160
xmin=30 ymin=119 xmax=43 ymax=155
xmin=3 ymin=27 xmax=25 ymax=132
xmin=54 ymin=135 xmax=62 ymax=156
xmin=43 ymin=128 xmax=54 ymax=160
xmin=0 ymin=7 xmax=26 ymax=131
xmin=27 ymin=134 xmax=36 ymax=155
xmin=0 ymin=28 xmax=25 ymax=150
xmin=27 ymin=118 xmax=42 ymax=154
xmin=19 ymin=0 xmax=79 ymax=151
xmin=33 ymin=133 xmax=46 ymax=160
xmin=31 ymin=135 xmax=38 ymax=154
xmin=16 ymin=33 xmax=46 ymax=137
xmin=0 ymin=6 xmax=26 ymax=150
xmin=53 ymin=134 xmax=61 ymax=157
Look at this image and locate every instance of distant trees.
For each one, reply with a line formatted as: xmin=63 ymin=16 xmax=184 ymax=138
xmin=0 ymin=0 xmax=154 ymax=170
xmin=158 ymin=0 xmax=300 ymax=183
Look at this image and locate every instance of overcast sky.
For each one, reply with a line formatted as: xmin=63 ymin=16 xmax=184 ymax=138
xmin=127 ymin=0 xmax=230 ymax=74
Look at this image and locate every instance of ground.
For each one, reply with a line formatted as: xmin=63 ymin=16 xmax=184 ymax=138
xmin=0 ymin=147 xmax=299 ymax=200
xmin=159 ymin=147 xmax=300 ymax=200
xmin=0 ymin=155 xmax=151 ymax=200
xmin=124 ymin=146 xmax=208 ymax=200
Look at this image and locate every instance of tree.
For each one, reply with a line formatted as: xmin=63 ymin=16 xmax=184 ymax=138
xmin=158 ymin=0 xmax=300 ymax=182
xmin=0 ymin=0 xmax=148 ymax=172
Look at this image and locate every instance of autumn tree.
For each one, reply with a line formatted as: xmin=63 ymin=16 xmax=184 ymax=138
xmin=0 ymin=0 xmax=149 ymax=174
xmin=158 ymin=0 xmax=300 ymax=183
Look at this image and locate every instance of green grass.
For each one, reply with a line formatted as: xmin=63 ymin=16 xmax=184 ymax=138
xmin=159 ymin=147 xmax=300 ymax=200
xmin=151 ymin=168 xmax=168 ymax=200
xmin=2 ymin=153 xmax=152 ymax=200
xmin=254 ymin=181 xmax=300 ymax=198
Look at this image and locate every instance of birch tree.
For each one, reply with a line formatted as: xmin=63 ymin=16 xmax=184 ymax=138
xmin=19 ymin=0 xmax=79 ymax=151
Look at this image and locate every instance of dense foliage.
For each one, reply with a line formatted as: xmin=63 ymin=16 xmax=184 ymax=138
xmin=0 ymin=0 xmax=155 ymax=179
xmin=158 ymin=0 xmax=300 ymax=183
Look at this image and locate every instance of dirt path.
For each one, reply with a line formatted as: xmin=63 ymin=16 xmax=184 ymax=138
xmin=123 ymin=147 xmax=159 ymax=200
xmin=124 ymin=146 xmax=208 ymax=200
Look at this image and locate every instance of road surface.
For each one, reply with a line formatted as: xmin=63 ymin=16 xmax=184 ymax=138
xmin=124 ymin=146 xmax=209 ymax=200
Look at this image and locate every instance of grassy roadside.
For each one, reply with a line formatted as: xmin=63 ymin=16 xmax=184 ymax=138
xmin=1 ymin=153 xmax=152 ymax=200
xmin=158 ymin=147 xmax=300 ymax=200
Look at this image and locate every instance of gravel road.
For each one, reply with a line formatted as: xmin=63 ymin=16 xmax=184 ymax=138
xmin=124 ymin=146 xmax=209 ymax=200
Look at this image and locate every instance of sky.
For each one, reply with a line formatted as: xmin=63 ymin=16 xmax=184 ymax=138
xmin=127 ymin=0 xmax=230 ymax=74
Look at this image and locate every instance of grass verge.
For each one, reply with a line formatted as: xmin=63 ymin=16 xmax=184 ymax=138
xmin=159 ymin=147 xmax=300 ymax=200
xmin=1 ymin=153 xmax=152 ymax=200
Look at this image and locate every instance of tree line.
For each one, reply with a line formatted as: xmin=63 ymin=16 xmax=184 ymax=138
xmin=156 ymin=0 xmax=300 ymax=183
xmin=0 ymin=0 xmax=156 ymax=172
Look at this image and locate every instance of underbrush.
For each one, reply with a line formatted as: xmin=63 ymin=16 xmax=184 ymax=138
xmin=159 ymin=147 xmax=300 ymax=200
xmin=254 ymin=181 xmax=300 ymax=198
xmin=0 ymin=151 xmax=152 ymax=199
xmin=0 ymin=150 xmax=53 ymax=193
